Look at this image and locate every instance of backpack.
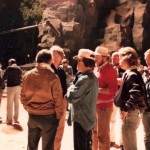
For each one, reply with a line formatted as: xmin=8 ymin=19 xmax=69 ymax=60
xmin=0 ymin=77 xmax=5 ymax=90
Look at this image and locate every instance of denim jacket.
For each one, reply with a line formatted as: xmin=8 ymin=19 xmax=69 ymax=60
xmin=65 ymin=70 xmax=98 ymax=132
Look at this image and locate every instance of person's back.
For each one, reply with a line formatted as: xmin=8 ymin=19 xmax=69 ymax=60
xmin=3 ymin=58 xmax=22 ymax=125
xmin=4 ymin=64 xmax=22 ymax=87
xmin=21 ymin=49 xmax=64 ymax=150
xmin=22 ymin=66 xmax=63 ymax=116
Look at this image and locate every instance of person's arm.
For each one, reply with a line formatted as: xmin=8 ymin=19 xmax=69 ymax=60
xmin=3 ymin=68 xmax=8 ymax=80
xmin=99 ymin=68 xmax=118 ymax=95
xmin=51 ymin=77 xmax=64 ymax=119
xmin=124 ymin=74 xmax=146 ymax=111
xmin=20 ymin=75 xmax=27 ymax=110
xmin=98 ymin=87 xmax=110 ymax=94
xmin=65 ymin=76 xmax=91 ymax=103
xmin=117 ymin=78 xmax=122 ymax=86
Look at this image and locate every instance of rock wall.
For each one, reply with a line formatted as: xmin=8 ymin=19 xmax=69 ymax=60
xmin=38 ymin=0 xmax=97 ymax=58
xmin=38 ymin=0 xmax=150 ymax=59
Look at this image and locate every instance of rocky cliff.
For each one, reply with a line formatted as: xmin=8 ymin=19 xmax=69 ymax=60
xmin=38 ymin=0 xmax=150 ymax=60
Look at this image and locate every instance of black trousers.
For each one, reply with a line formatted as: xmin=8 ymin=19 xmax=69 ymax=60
xmin=27 ymin=114 xmax=59 ymax=150
xmin=74 ymin=122 xmax=92 ymax=150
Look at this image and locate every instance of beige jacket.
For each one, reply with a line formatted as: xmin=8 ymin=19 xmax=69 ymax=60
xmin=21 ymin=65 xmax=64 ymax=119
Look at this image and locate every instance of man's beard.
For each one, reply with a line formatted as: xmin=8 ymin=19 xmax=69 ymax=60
xmin=97 ymin=59 xmax=105 ymax=67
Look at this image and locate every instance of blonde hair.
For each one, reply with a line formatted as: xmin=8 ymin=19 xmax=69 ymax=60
xmin=49 ymin=45 xmax=65 ymax=58
xmin=144 ymin=49 xmax=150 ymax=59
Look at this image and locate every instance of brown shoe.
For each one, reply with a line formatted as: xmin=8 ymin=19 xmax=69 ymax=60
xmin=7 ymin=122 xmax=13 ymax=125
xmin=110 ymin=142 xmax=115 ymax=147
xmin=113 ymin=143 xmax=121 ymax=149
xmin=110 ymin=142 xmax=121 ymax=148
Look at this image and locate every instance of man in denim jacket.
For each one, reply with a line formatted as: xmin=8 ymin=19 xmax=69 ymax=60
xmin=65 ymin=49 xmax=98 ymax=150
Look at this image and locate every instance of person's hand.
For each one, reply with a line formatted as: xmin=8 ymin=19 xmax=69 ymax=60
xmin=121 ymin=111 xmax=128 ymax=120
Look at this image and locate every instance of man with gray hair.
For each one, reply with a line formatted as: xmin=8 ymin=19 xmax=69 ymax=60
xmin=3 ymin=58 xmax=22 ymax=125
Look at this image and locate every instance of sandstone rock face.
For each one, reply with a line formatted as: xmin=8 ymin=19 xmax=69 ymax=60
xmin=38 ymin=0 xmax=149 ymax=58
xmin=38 ymin=0 xmax=97 ymax=58
xmin=98 ymin=0 xmax=146 ymax=53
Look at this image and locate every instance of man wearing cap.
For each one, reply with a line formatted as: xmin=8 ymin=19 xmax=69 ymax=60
xmin=3 ymin=58 xmax=22 ymax=125
xmin=65 ymin=49 xmax=98 ymax=150
xmin=92 ymin=46 xmax=118 ymax=150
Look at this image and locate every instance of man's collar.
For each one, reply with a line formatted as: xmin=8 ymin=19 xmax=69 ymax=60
xmin=97 ymin=61 xmax=109 ymax=71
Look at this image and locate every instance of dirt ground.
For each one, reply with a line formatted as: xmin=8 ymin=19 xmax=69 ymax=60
xmin=0 ymin=89 xmax=145 ymax=150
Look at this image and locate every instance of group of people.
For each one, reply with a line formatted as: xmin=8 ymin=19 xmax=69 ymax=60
xmin=0 ymin=45 xmax=150 ymax=150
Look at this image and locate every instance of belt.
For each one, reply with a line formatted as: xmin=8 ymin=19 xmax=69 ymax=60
xmin=96 ymin=99 xmax=113 ymax=104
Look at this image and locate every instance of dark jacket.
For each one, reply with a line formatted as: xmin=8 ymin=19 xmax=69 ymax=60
xmin=51 ymin=64 xmax=67 ymax=96
xmin=3 ymin=64 xmax=22 ymax=87
xmin=114 ymin=69 xmax=147 ymax=112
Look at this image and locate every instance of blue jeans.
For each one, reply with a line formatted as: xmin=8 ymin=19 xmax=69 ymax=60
xmin=142 ymin=111 xmax=150 ymax=150
xmin=27 ymin=114 xmax=59 ymax=150
xmin=122 ymin=109 xmax=140 ymax=150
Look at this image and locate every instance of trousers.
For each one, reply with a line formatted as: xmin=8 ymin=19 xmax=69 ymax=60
xmin=74 ymin=121 xmax=92 ymax=150
xmin=27 ymin=114 xmax=59 ymax=150
xmin=142 ymin=111 xmax=150 ymax=150
xmin=122 ymin=109 xmax=140 ymax=150
xmin=92 ymin=107 xmax=113 ymax=150
xmin=7 ymin=86 xmax=20 ymax=123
